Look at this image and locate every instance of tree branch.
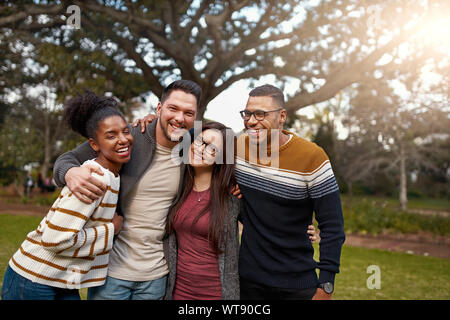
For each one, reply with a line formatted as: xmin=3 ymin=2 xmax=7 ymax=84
xmin=0 ymin=4 xmax=65 ymax=27
xmin=75 ymin=1 xmax=184 ymax=57
xmin=82 ymin=14 xmax=163 ymax=94
xmin=17 ymin=17 xmax=66 ymax=32
xmin=211 ymin=67 xmax=268 ymax=98
xmin=285 ymin=30 xmax=412 ymax=113
xmin=183 ymin=0 xmax=212 ymax=35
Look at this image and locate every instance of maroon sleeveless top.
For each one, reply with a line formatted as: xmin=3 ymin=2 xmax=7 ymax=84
xmin=172 ymin=188 xmax=222 ymax=300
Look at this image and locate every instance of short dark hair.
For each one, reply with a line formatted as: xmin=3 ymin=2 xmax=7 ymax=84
xmin=249 ymin=84 xmax=285 ymax=108
xmin=63 ymin=90 xmax=125 ymax=139
xmin=160 ymin=79 xmax=202 ymax=108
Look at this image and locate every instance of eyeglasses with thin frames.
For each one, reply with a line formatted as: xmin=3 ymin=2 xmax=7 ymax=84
xmin=193 ymin=137 xmax=219 ymax=156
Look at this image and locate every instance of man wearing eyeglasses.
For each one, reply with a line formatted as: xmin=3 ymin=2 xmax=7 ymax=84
xmin=236 ymin=84 xmax=345 ymax=300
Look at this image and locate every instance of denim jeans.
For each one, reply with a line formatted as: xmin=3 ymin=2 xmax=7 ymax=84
xmin=87 ymin=275 xmax=167 ymax=300
xmin=1 ymin=266 xmax=80 ymax=300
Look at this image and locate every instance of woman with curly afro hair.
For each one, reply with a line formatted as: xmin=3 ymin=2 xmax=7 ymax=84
xmin=1 ymin=91 xmax=133 ymax=300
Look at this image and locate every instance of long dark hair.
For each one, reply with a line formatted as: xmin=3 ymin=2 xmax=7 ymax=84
xmin=166 ymin=122 xmax=236 ymax=255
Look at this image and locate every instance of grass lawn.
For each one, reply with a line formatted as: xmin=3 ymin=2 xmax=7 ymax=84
xmin=0 ymin=214 xmax=449 ymax=300
xmin=329 ymin=245 xmax=450 ymax=299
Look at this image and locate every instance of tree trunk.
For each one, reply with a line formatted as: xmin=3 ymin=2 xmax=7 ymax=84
xmin=197 ymin=88 xmax=215 ymax=121
xmin=348 ymin=181 xmax=353 ymax=198
xmin=347 ymin=180 xmax=353 ymax=209
xmin=197 ymin=98 xmax=208 ymax=120
xmin=399 ymin=146 xmax=408 ymax=211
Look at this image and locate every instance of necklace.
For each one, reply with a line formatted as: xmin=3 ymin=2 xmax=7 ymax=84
xmin=193 ymin=188 xmax=209 ymax=202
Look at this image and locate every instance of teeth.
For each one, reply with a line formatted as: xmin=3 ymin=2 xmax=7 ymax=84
xmin=117 ymin=147 xmax=129 ymax=153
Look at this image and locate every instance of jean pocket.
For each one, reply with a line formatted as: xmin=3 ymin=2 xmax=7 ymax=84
xmin=22 ymin=278 xmax=55 ymax=300
xmin=1 ymin=266 xmax=16 ymax=298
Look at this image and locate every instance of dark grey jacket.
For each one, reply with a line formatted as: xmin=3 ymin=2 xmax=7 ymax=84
xmin=53 ymin=119 xmax=186 ymax=216
xmin=163 ymin=195 xmax=241 ymax=300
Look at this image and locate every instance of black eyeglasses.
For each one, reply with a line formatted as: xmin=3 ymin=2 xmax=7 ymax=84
xmin=239 ymin=108 xmax=283 ymax=121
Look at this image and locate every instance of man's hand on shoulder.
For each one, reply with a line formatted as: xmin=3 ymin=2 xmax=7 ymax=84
xmin=132 ymin=113 xmax=157 ymax=133
xmin=65 ymin=165 xmax=107 ymax=204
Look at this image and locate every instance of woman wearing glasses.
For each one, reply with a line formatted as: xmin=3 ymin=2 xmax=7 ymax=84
xmin=164 ymin=121 xmax=240 ymax=300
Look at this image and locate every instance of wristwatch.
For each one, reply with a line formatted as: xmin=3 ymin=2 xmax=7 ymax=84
xmin=318 ymin=282 xmax=334 ymax=294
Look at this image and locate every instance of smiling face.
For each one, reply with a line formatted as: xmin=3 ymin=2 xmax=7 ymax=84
xmin=244 ymin=96 xmax=287 ymax=146
xmin=156 ymin=89 xmax=198 ymax=148
xmin=89 ymin=115 xmax=134 ymax=175
xmin=189 ymin=129 xmax=223 ymax=168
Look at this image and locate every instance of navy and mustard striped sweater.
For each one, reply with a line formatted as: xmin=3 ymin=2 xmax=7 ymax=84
xmin=236 ymin=131 xmax=345 ymax=289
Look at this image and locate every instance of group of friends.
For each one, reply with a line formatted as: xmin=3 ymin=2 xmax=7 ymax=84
xmin=1 ymin=80 xmax=345 ymax=300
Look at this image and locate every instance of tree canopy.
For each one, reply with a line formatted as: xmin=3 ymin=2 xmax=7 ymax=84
xmin=0 ymin=0 xmax=448 ymax=204
xmin=1 ymin=0 xmax=448 ymax=118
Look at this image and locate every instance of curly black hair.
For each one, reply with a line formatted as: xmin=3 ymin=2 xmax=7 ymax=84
xmin=63 ymin=91 xmax=125 ymax=139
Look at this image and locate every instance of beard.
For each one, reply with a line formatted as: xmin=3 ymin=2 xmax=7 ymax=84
xmin=160 ymin=118 xmax=187 ymax=144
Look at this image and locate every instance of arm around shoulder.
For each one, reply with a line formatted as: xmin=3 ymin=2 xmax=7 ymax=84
xmin=53 ymin=141 xmax=97 ymax=187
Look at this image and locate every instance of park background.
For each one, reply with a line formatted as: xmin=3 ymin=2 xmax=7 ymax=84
xmin=0 ymin=0 xmax=448 ymax=299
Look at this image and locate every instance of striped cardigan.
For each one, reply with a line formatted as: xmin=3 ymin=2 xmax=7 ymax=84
xmin=236 ymin=131 xmax=345 ymax=289
xmin=9 ymin=160 xmax=119 ymax=289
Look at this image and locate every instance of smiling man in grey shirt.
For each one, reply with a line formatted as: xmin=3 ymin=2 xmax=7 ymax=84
xmin=53 ymin=80 xmax=200 ymax=300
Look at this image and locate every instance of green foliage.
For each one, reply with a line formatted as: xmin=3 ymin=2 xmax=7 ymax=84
xmin=0 ymin=164 xmax=17 ymax=186
xmin=0 ymin=88 xmax=88 ymax=186
xmin=0 ymin=101 xmax=10 ymax=129
xmin=13 ymin=189 xmax=60 ymax=206
xmin=0 ymin=111 xmax=42 ymax=172
xmin=33 ymin=190 xmax=60 ymax=206
xmin=36 ymin=41 xmax=149 ymax=104
xmin=342 ymin=198 xmax=450 ymax=236
xmin=18 ymin=190 xmax=60 ymax=206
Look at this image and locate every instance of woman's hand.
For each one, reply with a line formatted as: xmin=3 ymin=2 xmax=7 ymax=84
xmin=112 ymin=212 xmax=124 ymax=235
xmin=307 ymin=224 xmax=320 ymax=243
xmin=230 ymin=184 xmax=243 ymax=199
